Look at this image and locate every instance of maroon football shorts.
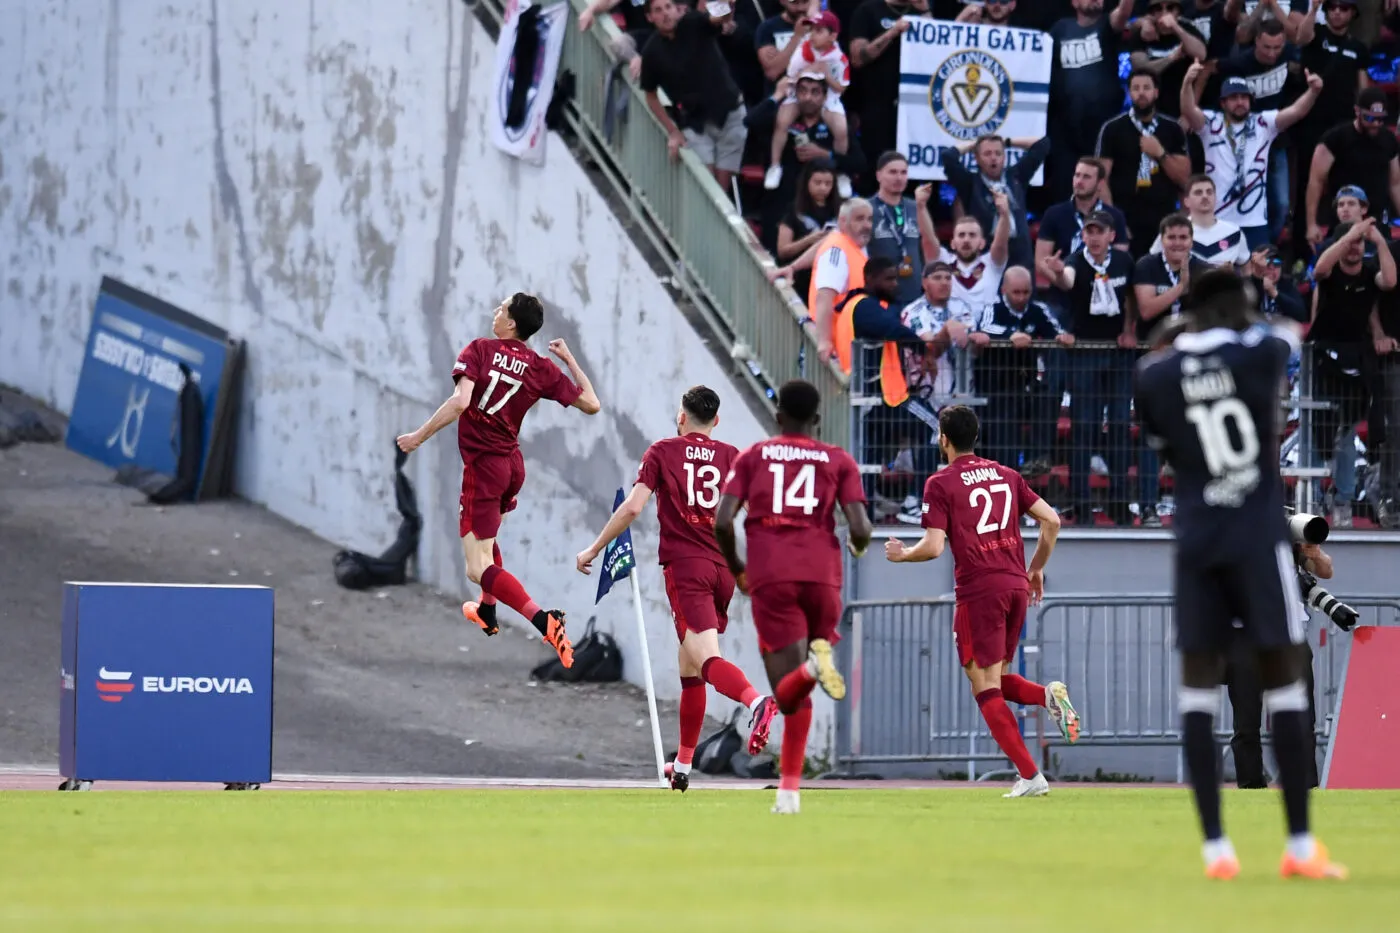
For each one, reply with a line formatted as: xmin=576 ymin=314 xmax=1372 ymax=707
xmin=458 ymin=449 xmax=524 ymax=539
xmin=953 ymin=587 xmax=1030 ymax=669
xmin=662 ymin=558 xmax=735 ymax=643
xmin=749 ymin=581 xmax=843 ymax=655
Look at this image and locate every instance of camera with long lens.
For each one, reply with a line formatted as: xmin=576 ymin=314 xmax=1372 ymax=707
xmin=1285 ymin=510 xmax=1359 ymax=631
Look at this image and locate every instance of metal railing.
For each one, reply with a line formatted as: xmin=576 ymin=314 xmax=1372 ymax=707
xmin=471 ymin=0 xmax=850 ymax=447
xmin=849 ymin=339 xmax=1399 ymax=530
xmin=834 ymin=595 xmax=1400 ymax=781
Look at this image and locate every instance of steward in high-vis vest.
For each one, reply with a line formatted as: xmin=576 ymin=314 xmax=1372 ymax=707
xmin=807 ymin=200 xmax=873 ymax=372
xmin=838 ymin=256 xmax=929 ymax=407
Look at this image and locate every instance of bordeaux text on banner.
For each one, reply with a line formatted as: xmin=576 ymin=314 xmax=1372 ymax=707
xmin=895 ymin=19 xmax=1052 ymax=184
xmin=66 ymin=278 xmax=232 ymax=495
xmin=490 ymin=0 xmax=569 ymax=165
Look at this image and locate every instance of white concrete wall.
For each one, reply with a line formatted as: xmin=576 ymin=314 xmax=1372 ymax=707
xmin=0 ymin=0 xmax=839 ymax=761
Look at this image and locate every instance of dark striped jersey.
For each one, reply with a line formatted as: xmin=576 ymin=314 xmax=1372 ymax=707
xmin=1134 ymin=323 xmax=1299 ymax=558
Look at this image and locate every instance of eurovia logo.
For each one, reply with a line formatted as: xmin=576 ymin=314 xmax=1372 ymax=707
xmin=94 ymin=666 xmax=255 ymax=702
xmin=96 ymin=666 xmax=135 ymax=703
xmin=929 ymin=50 xmax=1013 ymax=142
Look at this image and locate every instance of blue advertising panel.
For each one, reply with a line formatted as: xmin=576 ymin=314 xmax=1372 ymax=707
xmin=59 ymin=587 xmax=78 ymax=777
xmin=65 ymin=583 xmax=274 ymax=783
xmin=66 ymin=279 xmax=230 ymax=489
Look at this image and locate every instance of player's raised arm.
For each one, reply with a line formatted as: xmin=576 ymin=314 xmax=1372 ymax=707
xmin=397 ymin=376 xmax=473 ymax=453
xmin=548 ymin=339 xmax=602 ymax=415
xmin=577 ymin=482 xmax=653 ymax=574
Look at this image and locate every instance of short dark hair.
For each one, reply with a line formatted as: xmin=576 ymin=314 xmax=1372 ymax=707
xmin=973 ymin=134 xmax=1005 ymax=155
xmin=1159 ymin=212 xmax=1192 ymax=236
xmin=1186 ymin=173 xmax=1215 ymax=193
xmin=1187 ymin=269 xmax=1256 ymax=332
xmin=864 ymin=256 xmax=899 ymax=279
xmin=1127 ymin=68 xmax=1160 ymax=89
xmin=681 ymin=385 xmax=721 ymax=425
xmin=506 ymin=292 xmax=545 ymax=340
xmin=875 ymin=151 xmax=908 ymax=172
xmin=645 ymin=0 xmax=669 ymax=11
xmin=938 ymin=405 xmax=980 ymax=454
xmin=777 ymin=380 xmax=821 ymax=425
xmin=1258 ymin=17 xmax=1286 ymax=38
xmin=1077 ymin=156 xmax=1107 ymax=181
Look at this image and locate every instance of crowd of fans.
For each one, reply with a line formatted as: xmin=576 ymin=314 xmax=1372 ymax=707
xmin=579 ymin=0 xmax=1400 ymax=530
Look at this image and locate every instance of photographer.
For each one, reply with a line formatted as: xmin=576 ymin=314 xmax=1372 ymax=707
xmin=1223 ymin=512 xmax=1358 ymax=789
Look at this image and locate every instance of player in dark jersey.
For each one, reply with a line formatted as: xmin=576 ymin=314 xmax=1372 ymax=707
xmin=576 ymin=386 xmax=779 ymax=792
xmin=884 ymin=405 xmax=1079 ymax=798
xmin=1135 ymin=270 xmax=1347 ymax=881
xmin=396 ymin=293 xmax=601 ymax=669
xmin=714 ymin=380 xmax=872 ymax=814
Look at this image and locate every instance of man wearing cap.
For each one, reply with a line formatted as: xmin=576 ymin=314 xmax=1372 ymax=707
xmin=1305 ymin=87 xmax=1400 ymax=248
xmin=1215 ymin=17 xmax=1308 ymax=244
xmin=1038 ymin=210 xmax=1140 ymax=525
xmin=1248 ymin=243 xmax=1308 ymax=322
xmin=1313 ymin=185 xmax=1388 ymax=259
xmin=1180 ymin=57 xmax=1322 ymax=250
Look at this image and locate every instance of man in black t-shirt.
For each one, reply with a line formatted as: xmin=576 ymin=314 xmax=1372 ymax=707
xmin=640 ymin=0 xmax=748 ymax=192
xmin=754 ymin=0 xmax=810 ymax=98
xmin=1039 ymin=210 xmax=1141 ymax=523
xmin=1096 ymin=69 xmax=1192 ymax=257
xmin=1311 ymin=218 xmax=1396 ymax=523
xmin=848 ymin=0 xmax=918 ymax=176
xmin=1305 ymin=88 xmax=1400 ymax=248
xmin=1047 ymin=0 xmax=1136 ymax=199
xmin=1128 ymin=1 xmax=1208 ymax=119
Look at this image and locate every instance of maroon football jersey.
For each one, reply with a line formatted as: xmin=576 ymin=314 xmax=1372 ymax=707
xmin=921 ymin=454 xmax=1041 ymax=600
xmin=452 ymin=338 xmax=582 ymax=455
xmin=636 ymin=433 xmax=738 ymax=567
xmin=721 ymin=435 xmax=865 ymax=590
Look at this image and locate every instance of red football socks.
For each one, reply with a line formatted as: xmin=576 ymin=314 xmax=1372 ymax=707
xmin=1001 ymin=674 xmax=1046 ymax=707
xmin=676 ymin=677 xmax=706 ymax=767
xmin=701 ymin=657 xmax=760 ymax=707
xmin=480 ymin=544 xmax=504 ymax=607
xmin=976 ymin=688 xmax=1038 ymax=779
xmin=480 ymin=564 xmax=542 ymax=623
xmin=774 ymin=665 xmax=817 ymax=713
xmin=779 ymin=700 xmax=813 ymax=791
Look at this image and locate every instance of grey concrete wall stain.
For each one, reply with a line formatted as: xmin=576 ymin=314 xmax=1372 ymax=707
xmin=26 ymin=156 xmax=66 ymax=234
xmin=209 ymin=0 xmax=266 ymax=315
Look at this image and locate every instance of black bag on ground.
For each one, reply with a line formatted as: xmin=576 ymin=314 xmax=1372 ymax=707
xmin=693 ymin=709 xmax=745 ymax=775
xmin=529 ymin=617 xmax=623 ymax=683
xmin=333 ymin=445 xmax=423 ymax=590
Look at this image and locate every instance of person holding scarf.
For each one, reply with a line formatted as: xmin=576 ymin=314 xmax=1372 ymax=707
xmin=1095 ymin=68 xmax=1192 ymax=258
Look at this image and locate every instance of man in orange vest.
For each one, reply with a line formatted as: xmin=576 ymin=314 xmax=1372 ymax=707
xmin=805 ymin=199 xmax=873 ymax=369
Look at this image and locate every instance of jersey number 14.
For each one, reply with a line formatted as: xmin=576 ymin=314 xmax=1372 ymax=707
xmin=768 ymin=463 xmax=819 ymax=515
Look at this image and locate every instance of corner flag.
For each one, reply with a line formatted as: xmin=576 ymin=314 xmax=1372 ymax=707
xmin=595 ymin=487 xmax=636 ymax=604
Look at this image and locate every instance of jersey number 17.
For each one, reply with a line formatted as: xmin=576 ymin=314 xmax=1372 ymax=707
xmin=478 ymin=370 xmax=523 ymax=415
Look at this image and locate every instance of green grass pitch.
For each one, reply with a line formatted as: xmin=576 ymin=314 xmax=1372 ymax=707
xmin=1 ymin=788 xmax=1395 ymax=932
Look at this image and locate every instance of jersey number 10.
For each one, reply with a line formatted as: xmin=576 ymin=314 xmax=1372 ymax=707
xmin=1185 ymin=398 xmax=1259 ymax=477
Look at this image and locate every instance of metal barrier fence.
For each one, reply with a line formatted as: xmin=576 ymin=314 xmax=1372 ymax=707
xmin=472 ymin=0 xmax=850 ymax=447
xmin=835 ymin=596 xmax=1400 ymax=782
xmin=850 ymin=338 xmax=1400 ymax=530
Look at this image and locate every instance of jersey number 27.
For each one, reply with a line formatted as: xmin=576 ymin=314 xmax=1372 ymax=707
xmin=971 ymin=483 xmax=1012 ymax=534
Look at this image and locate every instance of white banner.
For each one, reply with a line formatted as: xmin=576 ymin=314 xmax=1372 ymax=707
xmin=895 ymin=19 xmax=1053 ymax=184
xmin=490 ymin=0 xmax=569 ymax=165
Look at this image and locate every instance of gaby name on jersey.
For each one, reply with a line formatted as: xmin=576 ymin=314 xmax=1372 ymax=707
xmin=687 ymin=445 xmax=717 ymax=462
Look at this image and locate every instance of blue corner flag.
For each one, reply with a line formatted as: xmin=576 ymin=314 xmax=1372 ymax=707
xmin=596 ymin=487 xmax=637 ymax=604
